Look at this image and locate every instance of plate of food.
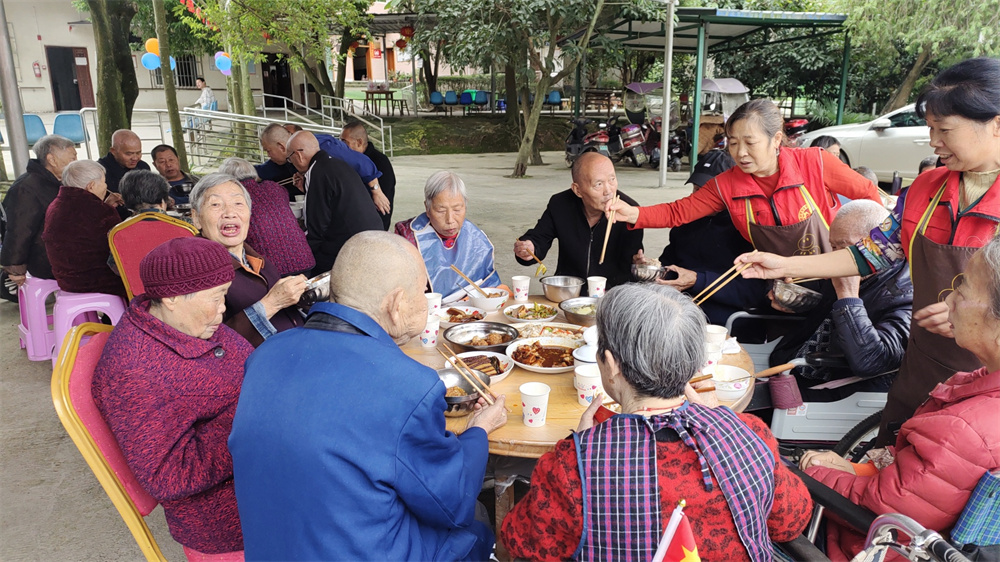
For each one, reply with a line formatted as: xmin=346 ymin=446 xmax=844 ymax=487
xmin=505 ymin=337 xmax=583 ymax=374
xmin=503 ymin=302 xmax=558 ymax=323
xmin=437 ymin=306 xmax=487 ymax=327
xmin=443 ymin=322 xmax=519 ymax=353
xmin=511 ymin=322 xmax=586 ymax=342
xmin=441 ymin=351 xmax=515 ymax=384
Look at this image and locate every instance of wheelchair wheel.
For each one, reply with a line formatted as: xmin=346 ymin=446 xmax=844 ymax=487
xmin=833 ymin=410 xmax=882 ymax=462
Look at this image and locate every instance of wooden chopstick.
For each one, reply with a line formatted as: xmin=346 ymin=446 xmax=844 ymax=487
xmin=694 ymin=262 xmax=754 ymax=306
xmin=440 ymin=343 xmax=512 ymax=412
xmin=449 ymin=265 xmax=491 ymax=298
xmin=599 ymin=195 xmax=620 ymax=265
xmin=695 ymin=385 xmax=716 ymax=394
xmin=525 ymin=248 xmax=545 ymax=267
xmin=692 ymin=250 xmax=757 ymax=303
xmin=437 ymin=348 xmax=495 ymax=407
xmin=689 ymin=373 xmax=714 ymax=385
xmin=789 ymin=277 xmax=821 ymax=284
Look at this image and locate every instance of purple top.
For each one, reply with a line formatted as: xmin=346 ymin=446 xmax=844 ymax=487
xmin=242 ymin=178 xmax=315 ymax=276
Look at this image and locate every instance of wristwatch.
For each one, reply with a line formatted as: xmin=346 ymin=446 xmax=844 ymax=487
xmin=368 ymin=181 xmax=380 ymax=192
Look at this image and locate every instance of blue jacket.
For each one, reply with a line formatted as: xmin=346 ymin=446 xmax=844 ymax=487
xmin=254 ymin=135 xmax=381 ymax=185
xmin=229 ymin=302 xmax=493 ymax=561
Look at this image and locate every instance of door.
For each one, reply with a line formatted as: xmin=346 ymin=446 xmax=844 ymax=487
xmin=45 ymin=46 xmax=81 ymax=111
xmin=387 ymin=48 xmax=396 ymax=75
xmin=353 ymin=47 xmax=368 ymax=81
xmin=72 ymin=48 xmax=95 ymax=107
xmin=261 ymin=54 xmax=292 ymax=107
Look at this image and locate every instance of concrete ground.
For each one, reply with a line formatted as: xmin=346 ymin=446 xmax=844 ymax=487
xmin=0 ymin=150 xmax=691 ymax=561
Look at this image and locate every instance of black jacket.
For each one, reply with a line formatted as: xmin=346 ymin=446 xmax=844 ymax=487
xmin=96 ymin=152 xmax=151 ymax=193
xmin=303 ymin=151 xmax=384 ymax=275
xmin=365 ymin=143 xmax=396 ymax=230
xmin=0 ymin=159 xmax=61 ymax=278
xmin=517 ymin=189 xmax=643 ymax=289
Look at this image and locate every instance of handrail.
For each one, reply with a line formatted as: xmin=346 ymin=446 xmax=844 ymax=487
xmin=252 ymin=92 xmax=334 ymax=128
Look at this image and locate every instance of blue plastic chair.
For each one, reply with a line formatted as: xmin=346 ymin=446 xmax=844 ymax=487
xmin=429 ymin=91 xmax=444 ymax=110
xmin=24 ymin=114 xmax=47 ymax=146
xmin=459 ymin=91 xmax=474 ymax=115
xmin=444 ymin=90 xmax=458 ymax=116
xmin=474 ymin=91 xmax=489 ymax=110
xmin=53 ymin=114 xmax=87 ymax=144
xmin=544 ymin=91 xmax=562 ymax=114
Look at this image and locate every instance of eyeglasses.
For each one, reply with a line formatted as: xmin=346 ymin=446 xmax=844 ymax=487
xmin=938 ymin=273 xmax=965 ymax=302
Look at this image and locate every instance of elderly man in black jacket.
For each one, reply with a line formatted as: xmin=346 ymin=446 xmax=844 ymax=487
xmin=286 ymin=131 xmax=383 ymax=276
xmin=771 ymin=199 xmax=913 ymax=397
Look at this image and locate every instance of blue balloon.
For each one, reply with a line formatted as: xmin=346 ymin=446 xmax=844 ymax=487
xmin=215 ymin=55 xmax=231 ymax=72
xmin=169 ymin=56 xmax=176 ymax=70
xmin=141 ymin=52 xmax=160 ymax=70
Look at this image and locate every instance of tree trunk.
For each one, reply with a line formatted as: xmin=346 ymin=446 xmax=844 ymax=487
xmin=512 ymin=76 xmax=551 ymax=177
xmin=335 ymin=34 xmax=353 ymax=99
xmin=152 ymin=0 xmax=187 ymax=169
xmin=86 ymin=0 xmax=129 ymax=154
xmin=504 ymin=63 xmax=520 ymax=133
xmin=108 ymin=1 xmax=138 ymax=124
xmin=883 ymin=44 xmax=932 ymax=113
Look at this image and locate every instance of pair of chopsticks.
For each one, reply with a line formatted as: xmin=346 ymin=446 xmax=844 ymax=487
xmin=692 ymin=251 xmax=757 ymax=306
xmin=450 ymin=265 xmax=491 ymax=298
xmin=789 ymin=277 xmax=821 ymax=284
xmin=525 ymin=247 xmax=547 ymax=277
xmin=690 ymin=372 xmax=716 ymax=394
xmin=436 ymin=343 xmax=512 ymax=412
xmin=598 ymin=195 xmax=621 ymax=265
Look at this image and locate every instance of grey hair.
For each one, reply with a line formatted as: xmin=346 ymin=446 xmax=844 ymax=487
xmin=61 ymin=160 xmax=105 ymax=189
xmin=423 ymin=171 xmax=467 ymax=209
xmin=834 ymin=200 xmax=888 ymax=239
xmin=596 ymin=284 xmax=707 ymax=399
xmin=981 ymin=235 xmax=1000 ymax=320
xmin=120 ymin=170 xmax=170 ymax=211
xmin=190 ymin=173 xmax=252 ymax=214
xmin=218 ymin=157 xmax=258 ymax=181
xmin=33 ymin=134 xmax=76 ymax=163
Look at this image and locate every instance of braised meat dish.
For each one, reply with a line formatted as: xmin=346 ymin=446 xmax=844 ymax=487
xmin=511 ymin=341 xmax=574 ymax=368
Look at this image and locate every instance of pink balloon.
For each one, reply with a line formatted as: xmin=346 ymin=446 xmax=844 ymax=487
xmin=221 ymin=68 xmax=232 ymax=76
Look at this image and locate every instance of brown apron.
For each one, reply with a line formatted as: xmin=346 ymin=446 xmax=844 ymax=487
xmin=744 ymin=186 xmax=834 ymax=256
xmin=875 ymin=183 xmax=983 ymax=446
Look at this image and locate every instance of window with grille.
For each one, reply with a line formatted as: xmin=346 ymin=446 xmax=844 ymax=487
xmin=151 ymin=54 xmax=200 ymax=88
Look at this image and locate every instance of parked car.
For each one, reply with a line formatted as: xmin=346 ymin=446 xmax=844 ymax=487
xmin=798 ymin=104 xmax=934 ymax=182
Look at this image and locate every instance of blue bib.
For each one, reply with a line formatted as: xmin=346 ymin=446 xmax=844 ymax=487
xmin=411 ymin=213 xmax=501 ymax=303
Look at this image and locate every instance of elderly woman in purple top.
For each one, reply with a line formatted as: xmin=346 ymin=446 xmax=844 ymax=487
xmin=217 ymin=157 xmax=315 ymax=276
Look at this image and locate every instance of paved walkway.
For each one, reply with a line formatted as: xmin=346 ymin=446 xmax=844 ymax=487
xmin=0 ymin=150 xmax=691 ymax=560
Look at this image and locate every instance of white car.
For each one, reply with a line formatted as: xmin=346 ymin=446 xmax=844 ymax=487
xmin=799 ymin=104 xmax=935 ymax=182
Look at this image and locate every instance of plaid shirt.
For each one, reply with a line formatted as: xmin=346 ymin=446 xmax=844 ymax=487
xmin=952 ymin=469 xmax=1000 ymax=547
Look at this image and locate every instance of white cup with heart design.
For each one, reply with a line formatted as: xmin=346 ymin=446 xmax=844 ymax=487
xmin=420 ymin=316 xmax=440 ymax=348
xmin=574 ymin=364 xmax=604 ymax=407
xmin=519 ymin=382 xmax=551 ymax=427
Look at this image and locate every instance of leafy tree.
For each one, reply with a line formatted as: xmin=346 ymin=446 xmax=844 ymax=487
xmin=152 ymin=0 xmax=187 ymax=168
xmin=82 ymin=0 xmax=140 ymax=153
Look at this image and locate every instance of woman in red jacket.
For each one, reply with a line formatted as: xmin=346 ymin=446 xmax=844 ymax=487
xmin=798 ymin=235 xmax=1000 ymax=561
xmin=737 ymin=57 xmax=1000 ymax=443
xmin=609 ymin=99 xmax=881 ymax=258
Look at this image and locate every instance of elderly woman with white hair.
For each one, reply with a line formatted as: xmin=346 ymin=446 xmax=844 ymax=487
xmin=218 ymin=157 xmax=315 ymax=276
xmin=189 ymin=172 xmax=308 ymax=346
xmin=502 ymin=284 xmax=812 ymax=561
xmin=394 ymin=171 xmax=503 ymax=303
xmin=41 ymin=159 xmax=127 ymax=297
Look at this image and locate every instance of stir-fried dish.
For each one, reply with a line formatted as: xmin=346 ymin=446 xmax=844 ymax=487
xmin=445 ymin=307 xmax=485 ymax=323
xmin=511 ymin=341 xmax=574 ymax=368
xmin=508 ymin=303 xmax=558 ymax=320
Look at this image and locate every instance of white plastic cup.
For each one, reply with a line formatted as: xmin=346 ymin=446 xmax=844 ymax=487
xmin=705 ymin=325 xmax=728 ymax=345
xmin=587 ymin=276 xmax=607 ymax=298
xmin=703 ymin=342 xmax=723 ymax=376
xmin=519 ymin=382 xmax=551 ymax=427
xmin=511 ymin=275 xmax=530 ymax=301
xmin=574 ymin=364 xmax=603 ymax=407
xmin=420 ymin=316 xmax=440 ymax=348
xmin=424 ymin=292 xmax=442 ymax=315
xmin=294 ymin=195 xmax=305 ymax=203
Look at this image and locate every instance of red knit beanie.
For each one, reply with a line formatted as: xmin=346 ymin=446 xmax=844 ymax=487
xmin=140 ymin=237 xmax=234 ymax=299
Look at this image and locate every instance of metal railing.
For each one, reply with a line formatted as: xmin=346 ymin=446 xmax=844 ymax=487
xmin=252 ymin=92 xmax=334 ymax=128
xmin=319 ymin=94 xmax=392 ymax=156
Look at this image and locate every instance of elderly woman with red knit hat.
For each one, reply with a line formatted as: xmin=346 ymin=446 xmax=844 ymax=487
xmin=92 ymin=236 xmax=250 ymax=556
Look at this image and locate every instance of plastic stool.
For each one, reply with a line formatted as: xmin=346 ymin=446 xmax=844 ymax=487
xmin=52 ymin=292 xmax=127 ymax=366
xmin=17 ymin=277 xmax=60 ymax=361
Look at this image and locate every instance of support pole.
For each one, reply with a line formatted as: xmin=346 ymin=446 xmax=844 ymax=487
xmin=690 ymin=23 xmax=706 ymax=170
xmin=411 ymin=47 xmax=417 ymax=113
xmin=575 ymin=50 xmax=584 ymax=118
xmin=658 ymin=0 xmax=676 ymax=188
xmin=836 ymin=32 xmax=850 ymax=125
xmin=0 ymin=0 xmax=30 ymax=177
xmin=490 ymin=64 xmax=496 ymax=115
xmin=382 ymin=35 xmax=389 ymax=84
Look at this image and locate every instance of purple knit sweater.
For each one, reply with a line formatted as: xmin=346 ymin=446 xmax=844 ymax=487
xmin=92 ymin=297 xmax=252 ymax=553
xmin=242 ymin=178 xmax=315 ymax=276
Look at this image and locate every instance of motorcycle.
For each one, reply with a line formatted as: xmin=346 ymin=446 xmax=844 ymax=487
xmin=665 ymin=126 xmax=692 ymax=172
xmin=642 ymin=115 xmax=662 ymax=169
xmin=606 ymin=115 xmax=648 ymax=167
xmin=784 ymin=118 xmax=810 ymax=147
xmin=564 ymin=117 xmax=610 ymax=166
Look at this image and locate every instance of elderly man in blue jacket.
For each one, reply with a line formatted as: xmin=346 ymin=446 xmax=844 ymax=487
xmin=229 ymin=230 xmax=508 ymax=561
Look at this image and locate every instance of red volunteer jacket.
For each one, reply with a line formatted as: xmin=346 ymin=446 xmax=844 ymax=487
xmin=899 ymin=166 xmax=1000 ymax=256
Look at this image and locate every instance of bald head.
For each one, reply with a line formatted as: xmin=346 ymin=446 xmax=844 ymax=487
xmin=830 ymin=200 xmax=889 ymax=251
xmin=571 ymin=151 xmax=609 ymax=184
xmin=286 ymin=131 xmax=321 ymax=172
xmin=330 ymin=231 xmax=429 ymax=343
xmin=340 ymin=121 xmax=368 ymax=153
xmin=110 ymin=129 xmax=143 ymax=169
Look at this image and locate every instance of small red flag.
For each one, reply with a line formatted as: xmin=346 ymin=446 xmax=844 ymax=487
xmin=663 ymin=512 xmax=700 ymax=562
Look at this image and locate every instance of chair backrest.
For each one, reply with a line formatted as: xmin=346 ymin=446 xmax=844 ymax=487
xmin=108 ymin=213 xmax=199 ymax=300
xmin=444 ymin=90 xmax=458 ymax=104
xmin=51 ymin=323 xmax=167 ymax=562
xmin=53 ymin=114 xmax=86 ymax=143
xmin=429 ymin=91 xmax=444 ymax=105
xmin=459 ymin=91 xmax=473 ymax=105
xmin=547 ymin=91 xmax=562 ymax=104
xmin=474 ymin=90 xmax=488 ymax=105
xmin=24 ymin=114 xmax=47 ymax=146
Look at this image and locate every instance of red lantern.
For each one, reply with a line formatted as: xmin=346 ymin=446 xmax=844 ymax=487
xmin=395 ymin=38 xmax=407 ymax=50
xmin=400 ymin=25 xmax=415 ymax=38
xmin=350 ymin=41 xmax=360 ymax=50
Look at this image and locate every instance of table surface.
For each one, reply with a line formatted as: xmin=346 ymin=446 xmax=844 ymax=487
xmin=364 ymin=90 xmax=395 ymax=96
xmin=401 ymin=295 xmax=755 ymax=459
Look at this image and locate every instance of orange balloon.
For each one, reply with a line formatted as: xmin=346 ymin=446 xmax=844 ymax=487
xmin=145 ymin=38 xmax=159 ymax=56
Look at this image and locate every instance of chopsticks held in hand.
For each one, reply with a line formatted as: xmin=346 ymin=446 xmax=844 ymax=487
xmin=789 ymin=277 xmax=821 ymax=284
xmin=437 ymin=345 xmax=512 ymax=412
xmin=599 ymin=195 xmax=621 ymax=265
xmin=525 ymin=248 xmax=547 ymax=277
xmin=449 ymin=265 xmax=491 ymax=298
xmin=692 ymin=251 xmax=757 ymax=306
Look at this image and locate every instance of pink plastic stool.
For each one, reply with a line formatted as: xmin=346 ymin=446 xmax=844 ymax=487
xmin=52 ymin=292 xmax=127 ymax=366
xmin=17 ymin=276 xmax=60 ymax=361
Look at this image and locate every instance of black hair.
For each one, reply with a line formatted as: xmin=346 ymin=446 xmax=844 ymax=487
xmin=150 ymin=144 xmax=178 ymax=160
xmin=196 ymin=77 xmax=205 ymax=83
xmin=120 ymin=170 xmax=170 ymax=211
xmin=811 ymin=135 xmax=840 ymax=150
xmin=919 ymin=155 xmax=939 ymax=174
xmin=916 ymin=57 xmax=1000 ymax=122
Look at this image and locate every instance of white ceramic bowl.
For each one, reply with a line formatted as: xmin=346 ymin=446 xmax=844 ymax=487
xmin=468 ymin=288 xmax=510 ymax=311
xmin=505 ymin=337 xmax=583 ymax=374
xmin=572 ymin=344 xmax=598 ymax=366
xmin=712 ymin=364 xmax=753 ymax=402
xmin=441 ymin=351 xmax=515 ymax=384
xmin=436 ymin=305 xmax=487 ymax=328
xmin=503 ymin=302 xmax=558 ymax=323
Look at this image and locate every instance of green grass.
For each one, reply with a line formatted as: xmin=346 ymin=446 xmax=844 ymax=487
xmin=383 ymin=114 xmax=571 ymax=156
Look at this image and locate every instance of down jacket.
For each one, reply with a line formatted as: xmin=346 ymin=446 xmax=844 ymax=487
xmin=807 ymin=367 xmax=1000 ymax=561
xmin=0 ymin=159 xmax=61 ymax=279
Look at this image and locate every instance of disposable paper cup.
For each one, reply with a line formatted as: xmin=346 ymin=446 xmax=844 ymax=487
xmin=703 ymin=342 xmax=723 ymax=376
xmin=587 ymin=276 xmax=607 ymax=298
xmin=420 ymin=317 xmax=440 ymax=348
xmin=705 ymin=325 xmax=728 ymax=345
xmin=574 ymin=364 xmax=603 ymax=407
xmin=294 ymin=195 xmax=305 ymax=203
xmin=519 ymin=382 xmax=551 ymax=427
xmin=512 ymin=275 xmax=530 ymax=301
xmin=424 ymin=292 xmax=442 ymax=315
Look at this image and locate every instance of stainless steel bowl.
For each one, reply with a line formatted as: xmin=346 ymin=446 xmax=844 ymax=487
xmin=437 ymin=368 xmax=491 ymax=417
xmin=559 ymin=296 xmax=598 ymax=327
xmin=298 ymin=272 xmax=331 ymax=308
xmin=443 ymin=322 xmax=519 ymax=353
xmin=772 ymin=280 xmax=823 ymax=313
xmin=539 ymin=275 xmax=584 ymax=302
xmin=631 ymin=263 xmax=666 ymax=282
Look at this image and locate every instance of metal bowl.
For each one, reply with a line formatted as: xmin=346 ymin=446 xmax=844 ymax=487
xmin=443 ymin=322 xmax=519 ymax=353
xmin=772 ymin=280 xmax=823 ymax=313
xmin=298 ymin=272 xmax=331 ymax=308
xmin=631 ymin=263 xmax=666 ymax=282
xmin=437 ymin=368 xmax=491 ymax=417
xmin=539 ymin=275 xmax=584 ymax=302
xmin=559 ymin=296 xmax=599 ymax=327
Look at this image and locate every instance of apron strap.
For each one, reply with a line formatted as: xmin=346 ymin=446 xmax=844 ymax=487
xmin=798 ymin=186 xmax=830 ymax=231
xmin=745 ymin=198 xmax=757 ymax=249
xmin=908 ymin=180 xmax=949 ymax=277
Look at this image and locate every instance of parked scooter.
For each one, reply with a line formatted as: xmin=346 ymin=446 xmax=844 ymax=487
xmin=606 ymin=115 xmax=648 ymax=167
xmin=665 ymin=127 xmax=692 ymax=172
xmin=565 ymin=117 xmax=610 ymax=166
xmin=784 ymin=118 xmax=811 ymax=147
xmin=642 ymin=115 xmax=662 ymax=169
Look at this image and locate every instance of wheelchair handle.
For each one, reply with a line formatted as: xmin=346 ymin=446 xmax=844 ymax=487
xmin=927 ymin=536 xmax=970 ymax=562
